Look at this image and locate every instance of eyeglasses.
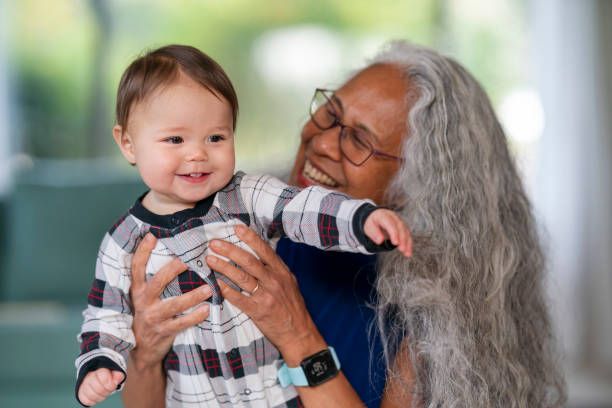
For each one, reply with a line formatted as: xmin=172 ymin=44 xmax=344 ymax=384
xmin=309 ymin=88 xmax=404 ymax=167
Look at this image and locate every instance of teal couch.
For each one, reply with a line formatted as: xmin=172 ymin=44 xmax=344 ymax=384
xmin=0 ymin=161 xmax=145 ymax=407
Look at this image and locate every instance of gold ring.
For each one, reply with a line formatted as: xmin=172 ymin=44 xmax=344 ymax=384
xmin=250 ymin=282 xmax=260 ymax=295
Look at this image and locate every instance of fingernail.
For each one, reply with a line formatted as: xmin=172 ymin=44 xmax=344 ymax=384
xmin=202 ymin=285 xmax=212 ymax=295
xmin=210 ymin=240 xmax=221 ymax=249
xmin=235 ymin=225 xmax=246 ymax=234
xmin=206 ymin=255 xmax=217 ymax=264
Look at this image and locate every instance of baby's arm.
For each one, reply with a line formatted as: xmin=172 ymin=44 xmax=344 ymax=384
xmin=363 ymin=208 xmax=412 ymax=257
xmin=77 ymin=368 xmax=125 ymax=407
xmin=76 ymin=231 xmax=136 ymax=405
xmin=238 ymin=173 xmax=409 ymax=254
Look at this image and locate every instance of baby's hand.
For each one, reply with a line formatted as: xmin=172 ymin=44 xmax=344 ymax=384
xmin=77 ymin=368 xmax=125 ymax=406
xmin=363 ymin=209 xmax=412 ymax=257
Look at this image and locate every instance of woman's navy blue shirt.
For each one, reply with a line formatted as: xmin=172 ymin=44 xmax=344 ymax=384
xmin=276 ymin=238 xmax=386 ymax=407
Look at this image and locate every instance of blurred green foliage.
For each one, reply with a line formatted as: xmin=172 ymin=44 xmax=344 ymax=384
xmin=7 ymin=0 xmax=528 ymax=162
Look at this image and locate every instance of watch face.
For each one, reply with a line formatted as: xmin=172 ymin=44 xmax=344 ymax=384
xmin=301 ymin=349 xmax=339 ymax=386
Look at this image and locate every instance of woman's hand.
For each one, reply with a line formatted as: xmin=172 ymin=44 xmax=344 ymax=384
xmin=206 ymin=225 xmax=327 ymax=365
xmin=208 ymin=226 xmax=366 ymax=406
xmin=129 ymin=233 xmax=212 ymax=370
xmin=123 ymin=233 xmax=213 ymax=408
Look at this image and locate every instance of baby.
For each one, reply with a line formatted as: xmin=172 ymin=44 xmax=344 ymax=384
xmin=75 ymin=45 xmax=411 ymax=407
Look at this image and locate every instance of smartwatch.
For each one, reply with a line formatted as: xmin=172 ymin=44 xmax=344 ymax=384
xmin=278 ymin=347 xmax=340 ymax=387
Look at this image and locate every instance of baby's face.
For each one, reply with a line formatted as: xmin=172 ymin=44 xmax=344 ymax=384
xmin=119 ymin=72 xmax=235 ymax=214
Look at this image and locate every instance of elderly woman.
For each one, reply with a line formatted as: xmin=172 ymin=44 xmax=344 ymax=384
xmin=121 ymin=41 xmax=566 ymax=407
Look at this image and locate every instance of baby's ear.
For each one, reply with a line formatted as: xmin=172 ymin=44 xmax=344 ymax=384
xmin=113 ymin=125 xmax=136 ymax=165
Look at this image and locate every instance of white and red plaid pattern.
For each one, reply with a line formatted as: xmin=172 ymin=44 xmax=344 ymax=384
xmin=76 ymin=172 xmax=376 ymax=407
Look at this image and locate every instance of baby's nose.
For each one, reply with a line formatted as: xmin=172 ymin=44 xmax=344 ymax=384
xmin=187 ymin=145 xmax=208 ymax=161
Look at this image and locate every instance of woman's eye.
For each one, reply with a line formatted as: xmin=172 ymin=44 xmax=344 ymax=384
xmin=208 ymin=135 xmax=223 ymax=143
xmin=348 ymin=130 xmax=369 ymax=152
xmin=324 ymin=106 xmax=338 ymax=122
xmin=165 ymin=136 xmax=183 ymax=144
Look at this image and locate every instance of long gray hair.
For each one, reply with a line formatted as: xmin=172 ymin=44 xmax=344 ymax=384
xmin=370 ymin=41 xmax=566 ymax=407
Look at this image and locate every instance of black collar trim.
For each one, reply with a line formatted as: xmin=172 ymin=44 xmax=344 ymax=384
xmin=129 ymin=191 xmax=216 ymax=229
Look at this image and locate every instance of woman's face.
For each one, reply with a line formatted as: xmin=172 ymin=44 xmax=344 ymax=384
xmin=289 ymin=63 xmax=410 ymax=205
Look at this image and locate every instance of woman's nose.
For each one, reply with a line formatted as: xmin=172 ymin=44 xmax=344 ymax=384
xmin=310 ymin=126 xmax=342 ymax=161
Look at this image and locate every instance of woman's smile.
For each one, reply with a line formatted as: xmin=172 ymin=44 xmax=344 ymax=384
xmin=299 ymin=159 xmax=339 ymax=188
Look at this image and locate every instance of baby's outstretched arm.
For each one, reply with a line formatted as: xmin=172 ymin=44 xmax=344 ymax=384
xmin=363 ymin=209 xmax=412 ymax=257
xmin=77 ymin=368 xmax=125 ymax=406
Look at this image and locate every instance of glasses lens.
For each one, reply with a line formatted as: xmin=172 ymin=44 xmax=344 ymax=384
xmin=339 ymin=127 xmax=372 ymax=166
xmin=310 ymin=90 xmax=337 ymax=130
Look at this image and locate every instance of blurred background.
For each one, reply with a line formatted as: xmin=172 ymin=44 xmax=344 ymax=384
xmin=0 ymin=0 xmax=610 ymax=407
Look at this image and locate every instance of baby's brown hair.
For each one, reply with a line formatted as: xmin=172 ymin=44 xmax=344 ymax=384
xmin=116 ymin=44 xmax=238 ymax=131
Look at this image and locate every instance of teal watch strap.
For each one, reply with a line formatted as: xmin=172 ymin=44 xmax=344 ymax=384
xmin=278 ymin=347 xmax=340 ymax=387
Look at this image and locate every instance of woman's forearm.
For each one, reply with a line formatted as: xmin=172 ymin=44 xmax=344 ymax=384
xmin=296 ymin=372 xmax=365 ymax=408
xmin=278 ymin=331 xmax=365 ymax=408
xmin=121 ymin=350 xmax=166 ymax=408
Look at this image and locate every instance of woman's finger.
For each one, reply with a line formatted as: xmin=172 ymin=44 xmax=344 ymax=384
xmin=209 ymin=239 xmax=267 ymax=282
xmin=154 ymin=284 xmax=213 ymax=320
xmin=143 ymin=258 xmax=189 ymax=300
xmin=131 ymin=233 xmax=157 ymax=292
xmin=206 ymin=254 xmax=259 ymax=293
xmin=218 ymin=280 xmax=257 ymax=311
xmin=234 ymin=225 xmax=281 ymax=268
xmin=159 ymin=304 xmax=210 ymax=336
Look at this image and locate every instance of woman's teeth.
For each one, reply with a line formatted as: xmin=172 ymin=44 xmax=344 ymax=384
xmin=304 ymin=160 xmax=338 ymax=187
xmin=189 ymin=173 xmax=203 ymax=177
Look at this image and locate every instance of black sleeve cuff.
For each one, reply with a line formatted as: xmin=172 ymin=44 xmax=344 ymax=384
xmin=352 ymin=203 xmax=397 ymax=253
xmin=75 ymin=356 xmax=126 ymax=407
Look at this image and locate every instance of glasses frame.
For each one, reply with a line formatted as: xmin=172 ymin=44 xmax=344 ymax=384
xmin=309 ymin=88 xmax=404 ymax=167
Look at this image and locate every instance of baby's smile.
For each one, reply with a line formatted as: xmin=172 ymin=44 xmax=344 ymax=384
xmin=177 ymin=172 xmax=211 ymax=183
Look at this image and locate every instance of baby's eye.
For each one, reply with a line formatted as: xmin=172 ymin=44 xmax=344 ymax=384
xmin=208 ymin=135 xmax=224 ymax=143
xmin=165 ymin=136 xmax=183 ymax=144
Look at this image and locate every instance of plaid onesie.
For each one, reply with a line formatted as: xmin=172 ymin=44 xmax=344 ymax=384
xmin=76 ymin=171 xmax=383 ymax=407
